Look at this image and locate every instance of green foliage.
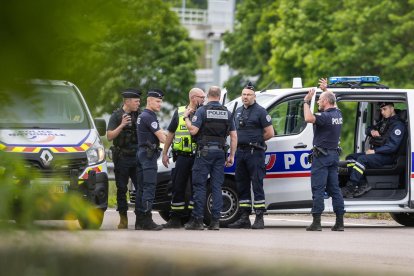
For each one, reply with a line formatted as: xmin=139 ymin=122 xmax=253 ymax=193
xmin=0 ymin=152 xmax=102 ymax=230
xmin=0 ymin=0 xmax=198 ymax=115
xmin=221 ymin=0 xmax=414 ymax=151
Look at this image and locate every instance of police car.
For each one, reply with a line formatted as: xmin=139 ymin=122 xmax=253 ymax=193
xmin=0 ymin=80 xmax=109 ymax=229
xmin=152 ymin=76 xmax=414 ymax=227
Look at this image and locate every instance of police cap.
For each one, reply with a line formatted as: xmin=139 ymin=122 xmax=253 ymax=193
xmin=378 ymin=102 xmax=394 ymax=108
xmin=244 ymin=81 xmax=255 ymax=91
xmin=147 ymin=88 xmax=164 ymax=99
xmin=121 ymin=88 xmax=141 ymax=98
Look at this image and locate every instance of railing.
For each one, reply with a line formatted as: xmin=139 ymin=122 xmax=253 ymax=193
xmin=171 ymin=7 xmax=208 ymax=25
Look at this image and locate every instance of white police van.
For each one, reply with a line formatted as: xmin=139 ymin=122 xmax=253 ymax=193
xmin=153 ymin=76 xmax=414 ymax=227
xmin=0 ymin=80 xmax=108 ymax=229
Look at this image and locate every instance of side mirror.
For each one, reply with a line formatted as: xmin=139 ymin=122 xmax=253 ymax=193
xmin=94 ymin=118 xmax=107 ymax=136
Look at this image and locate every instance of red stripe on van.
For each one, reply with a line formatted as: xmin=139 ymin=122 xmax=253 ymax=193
xmin=266 ymin=172 xmax=311 ymax=178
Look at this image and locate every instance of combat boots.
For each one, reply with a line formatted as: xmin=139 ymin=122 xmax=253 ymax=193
xmin=142 ymin=212 xmax=163 ymax=231
xmin=331 ymin=213 xmax=345 ymax=231
xmin=341 ymin=181 xmax=356 ymax=198
xmin=117 ymin=211 xmax=128 ymax=229
xmin=135 ymin=212 xmax=145 ymax=230
xmin=163 ymin=216 xmax=182 ymax=229
xmin=306 ymin=213 xmax=322 ymax=231
xmin=251 ymin=210 xmax=265 ymax=230
xmin=208 ymin=219 xmax=220 ymax=230
xmin=228 ymin=211 xmax=251 ymax=229
xmin=185 ymin=217 xmax=204 ymax=230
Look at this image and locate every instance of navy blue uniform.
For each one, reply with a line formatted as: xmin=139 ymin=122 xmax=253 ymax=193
xmin=191 ymin=101 xmax=236 ymax=220
xmin=347 ymin=114 xmax=405 ymax=184
xmin=234 ymin=102 xmax=272 ymax=211
xmin=135 ymin=109 xmax=161 ymax=213
xmin=311 ymin=107 xmax=344 ymax=215
xmin=167 ymin=109 xmax=195 ymax=216
xmin=107 ymin=109 xmax=139 ymax=213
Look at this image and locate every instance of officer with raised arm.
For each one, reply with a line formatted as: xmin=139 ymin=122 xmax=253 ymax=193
xmin=183 ymin=86 xmax=237 ymax=231
xmin=228 ymin=82 xmax=274 ymax=230
xmin=303 ymin=78 xmax=345 ymax=231
xmin=107 ymin=88 xmax=141 ymax=229
xmin=135 ymin=89 xmax=166 ymax=231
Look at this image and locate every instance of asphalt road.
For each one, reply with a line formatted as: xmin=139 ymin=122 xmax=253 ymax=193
xmin=8 ymin=209 xmax=411 ymax=275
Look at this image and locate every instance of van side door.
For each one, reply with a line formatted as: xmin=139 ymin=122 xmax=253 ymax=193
xmin=264 ymin=91 xmax=315 ymax=211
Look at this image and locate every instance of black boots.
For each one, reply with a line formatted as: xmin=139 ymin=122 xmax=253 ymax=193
xmin=331 ymin=214 xmax=345 ymax=231
xmin=118 ymin=211 xmax=128 ymax=229
xmin=135 ymin=212 xmax=163 ymax=231
xmin=252 ymin=210 xmax=265 ymax=229
xmin=163 ymin=216 xmax=182 ymax=229
xmin=228 ymin=211 xmax=251 ymax=229
xmin=306 ymin=213 xmax=322 ymax=231
xmin=353 ymin=183 xmax=372 ymax=198
xmin=208 ymin=219 xmax=220 ymax=230
xmin=341 ymin=181 xmax=356 ymax=198
xmin=135 ymin=212 xmax=144 ymax=230
xmin=185 ymin=217 xmax=204 ymax=230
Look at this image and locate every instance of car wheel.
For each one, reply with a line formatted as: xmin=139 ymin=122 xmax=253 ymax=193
xmin=204 ymin=179 xmax=240 ymax=227
xmin=390 ymin=212 xmax=414 ymax=227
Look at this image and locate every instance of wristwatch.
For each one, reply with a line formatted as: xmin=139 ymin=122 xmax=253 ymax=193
xmin=304 ymin=100 xmax=311 ymax=105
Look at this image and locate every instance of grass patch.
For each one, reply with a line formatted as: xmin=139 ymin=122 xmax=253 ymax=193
xmin=345 ymin=213 xmax=392 ymax=220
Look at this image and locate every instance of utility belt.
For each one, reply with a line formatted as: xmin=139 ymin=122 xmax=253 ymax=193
xmin=172 ymin=151 xmax=195 ymax=162
xmin=196 ymin=144 xmax=225 ymax=158
xmin=308 ymin=146 xmax=342 ymax=163
xmin=140 ymin=143 xmax=162 ymax=158
xmin=237 ymin=142 xmax=267 ymax=151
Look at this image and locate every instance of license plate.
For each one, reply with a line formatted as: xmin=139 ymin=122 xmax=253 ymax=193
xmin=31 ymin=180 xmax=69 ymax=193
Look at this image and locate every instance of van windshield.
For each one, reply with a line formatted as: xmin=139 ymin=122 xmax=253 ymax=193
xmin=0 ymin=84 xmax=90 ymax=129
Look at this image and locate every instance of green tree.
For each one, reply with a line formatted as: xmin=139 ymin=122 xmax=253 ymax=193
xmin=1 ymin=0 xmax=198 ymax=115
xmin=219 ymin=0 xmax=278 ymax=98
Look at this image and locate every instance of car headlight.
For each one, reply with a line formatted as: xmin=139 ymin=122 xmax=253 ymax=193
xmin=86 ymin=138 xmax=105 ymax=165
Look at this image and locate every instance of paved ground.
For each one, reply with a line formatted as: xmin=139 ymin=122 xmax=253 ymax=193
xmin=3 ymin=209 xmax=411 ymax=275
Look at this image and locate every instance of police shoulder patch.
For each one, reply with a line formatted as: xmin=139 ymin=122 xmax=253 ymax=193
xmin=266 ymin=115 xmax=271 ymax=122
xmin=192 ymin=116 xmax=197 ymax=122
xmin=395 ymin=129 xmax=401 ymax=136
xmin=151 ymin=122 xmax=158 ymax=129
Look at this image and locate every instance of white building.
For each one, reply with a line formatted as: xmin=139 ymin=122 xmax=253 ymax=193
xmin=172 ymin=0 xmax=236 ymax=91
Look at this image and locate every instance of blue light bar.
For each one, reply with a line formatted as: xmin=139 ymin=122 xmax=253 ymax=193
xmin=329 ymin=76 xmax=380 ymax=84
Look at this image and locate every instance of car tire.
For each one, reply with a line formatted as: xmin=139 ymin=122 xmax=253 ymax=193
xmin=204 ymin=178 xmax=241 ymax=227
xmin=390 ymin=212 xmax=414 ymax=227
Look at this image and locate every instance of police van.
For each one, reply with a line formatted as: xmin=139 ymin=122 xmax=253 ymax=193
xmin=0 ymin=80 xmax=108 ymax=229
xmin=153 ymin=76 xmax=414 ymax=227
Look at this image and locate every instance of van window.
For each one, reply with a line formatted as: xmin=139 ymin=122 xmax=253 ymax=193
xmin=0 ymin=84 xmax=90 ymax=129
xmin=268 ymin=98 xmax=305 ymax=136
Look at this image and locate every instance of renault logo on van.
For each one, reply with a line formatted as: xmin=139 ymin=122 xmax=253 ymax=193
xmin=39 ymin=149 xmax=54 ymax=167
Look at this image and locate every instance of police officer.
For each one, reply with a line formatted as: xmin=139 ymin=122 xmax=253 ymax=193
xmin=161 ymin=88 xmax=205 ymax=228
xmin=342 ymin=102 xmax=406 ymax=198
xmin=303 ymin=79 xmax=345 ymax=231
xmin=107 ymin=88 xmax=141 ymax=229
xmin=183 ymin=86 xmax=237 ymax=230
xmin=228 ymin=82 xmax=274 ymax=230
xmin=135 ymin=89 xmax=166 ymax=231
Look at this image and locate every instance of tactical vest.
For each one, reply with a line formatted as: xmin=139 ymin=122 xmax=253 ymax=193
xmin=173 ymin=106 xmax=196 ymax=153
xmin=197 ymin=103 xmax=229 ymax=147
xmin=112 ymin=108 xmax=139 ymax=148
xmin=370 ymin=118 xmax=391 ymax=147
